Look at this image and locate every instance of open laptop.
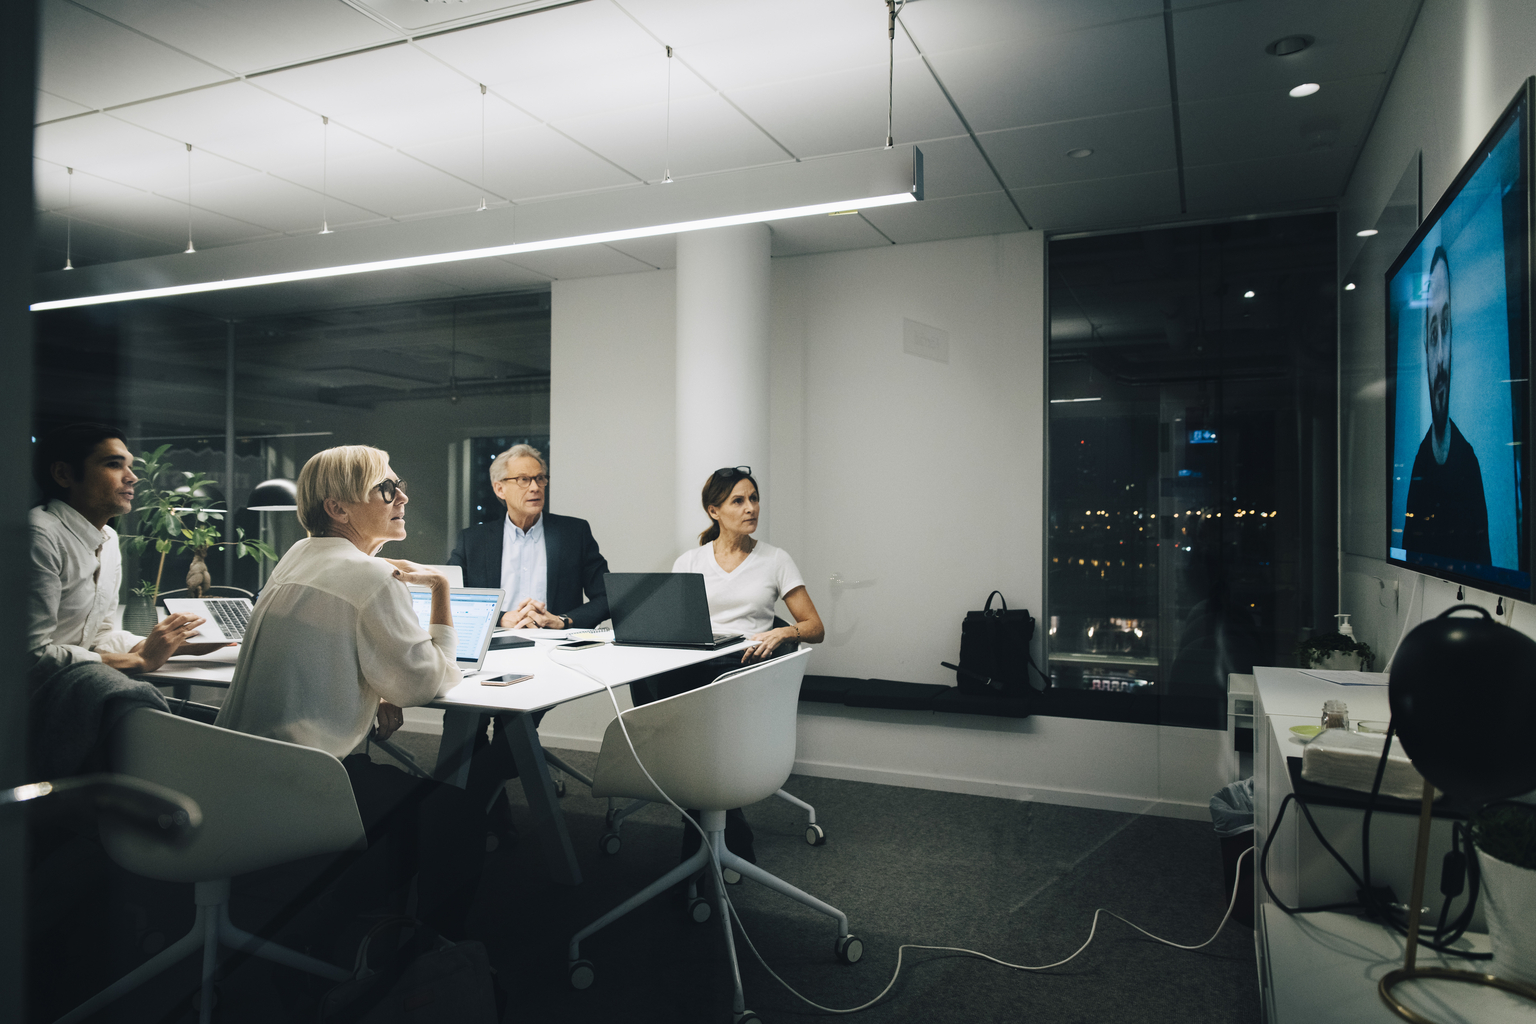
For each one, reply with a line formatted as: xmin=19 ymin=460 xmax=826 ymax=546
xmin=606 ymin=573 xmax=744 ymax=650
xmin=408 ymin=586 xmax=505 ymax=673
xmin=163 ymin=597 xmax=254 ymax=642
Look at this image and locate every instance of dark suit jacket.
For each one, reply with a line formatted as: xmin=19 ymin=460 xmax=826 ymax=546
xmin=447 ymin=511 xmax=610 ymax=628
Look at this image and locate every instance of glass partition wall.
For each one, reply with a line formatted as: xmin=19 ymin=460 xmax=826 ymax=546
xmin=1045 ymin=214 xmax=1338 ymax=727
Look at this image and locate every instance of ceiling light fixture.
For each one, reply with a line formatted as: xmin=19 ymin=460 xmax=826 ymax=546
xmin=30 ymin=165 xmax=922 ymax=311
xmin=1357 ymin=228 xmax=1379 ymax=237
xmin=183 ymin=144 xmax=195 ymax=254
xmin=661 ymin=45 xmax=675 ymax=184
xmin=1067 ymin=148 xmax=1093 ymax=159
xmin=1289 ymin=83 xmax=1321 ymax=98
xmin=63 ymin=166 xmax=74 ymax=271
xmin=1265 ymin=35 xmax=1314 ymax=57
xmin=319 ymin=115 xmax=334 ymax=235
xmin=477 ymin=84 xmax=488 ymax=212
xmin=1345 ymin=282 xmax=1357 ymax=291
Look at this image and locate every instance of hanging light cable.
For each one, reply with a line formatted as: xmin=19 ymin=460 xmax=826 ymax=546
xmin=885 ymin=0 xmax=899 ymax=149
xmin=183 ymin=143 xmax=196 ymax=253
xmin=662 ymin=45 xmax=674 ymax=184
xmin=319 ymin=115 xmax=334 ymax=235
xmin=63 ymin=167 xmax=74 ymax=270
xmin=478 ymin=84 xmax=488 ymax=212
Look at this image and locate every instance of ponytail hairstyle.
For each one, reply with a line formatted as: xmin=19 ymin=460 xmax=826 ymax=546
xmin=698 ymin=466 xmax=758 ymax=545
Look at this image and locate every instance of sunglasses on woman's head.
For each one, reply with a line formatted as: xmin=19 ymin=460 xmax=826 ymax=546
xmin=373 ymin=478 xmax=407 ymax=502
xmin=713 ymin=465 xmax=752 ymax=481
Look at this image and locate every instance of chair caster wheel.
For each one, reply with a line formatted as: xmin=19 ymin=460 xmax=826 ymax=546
xmin=735 ymin=1011 xmax=761 ymax=1024
xmin=554 ymin=777 xmax=567 ymax=797
xmin=805 ymin=823 xmax=826 ymax=846
xmin=598 ymin=832 xmax=621 ymax=856
xmin=688 ymin=897 xmax=712 ymax=923
xmin=722 ymin=867 xmax=742 ymax=885
xmin=569 ymin=959 xmax=595 ymax=990
xmin=835 ymin=934 xmax=863 ymax=964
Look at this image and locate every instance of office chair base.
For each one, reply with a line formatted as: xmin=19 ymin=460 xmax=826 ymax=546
xmin=805 ymin=823 xmax=826 ymax=846
xmin=54 ymin=879 xmax=350 ymax=1024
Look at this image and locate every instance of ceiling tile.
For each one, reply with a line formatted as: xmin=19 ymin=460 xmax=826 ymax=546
xmin=552 ymin=93 xmax=791 ymax=183
xmin=859 ymin=190 xmax=1026 ymax=243
xmin=158 ymin=172 xmax=383 ymax=236
xmin=39 ymin=0 xmax=229 ymax=110
xmin=499 ymin=245 xmax=657 ymax=280
xmin=921 ymin=15 xmax=1171 ymax=133
xmin=767 ymin=211 xmax=892 ymax=257
xmin=403 ymin=123 xmax=640 ymax=205
xmin=406 ymin=255 xmax=553 ymax=293
xmin=898 ymin=0 xmax=1163 ymax=55
xmin=1183 ymin=151 xmax=1354 ymax=215
xmin=725 ymin=59 xmax=965 ymax=160
xmin=1013 ymin=169 xmax=1183 ymax=232
xmin=69 ymin=190 xmax=279 ymax=250
xmin=317 ymin=146 xmax=487 ymax=219
xmin=36 ymin=114 xmax=262 ymax=193
xmin=1171 ymin=0 xmax=1416 ymax=103
xmin=905 ymin=136 xmax=999 ymax=200
xmin=36 ymin=90 xmax=93 ymax=124
xmin=35 ymin=162 xmax=150 ymax=212
xmin=602 ymin=236 xmax=675 ymax=270
xmin=1179 ymin=74 xmax=1384 ymax=168
xmin=981 ymin=107 xmax=1177 ymax=190
xmin=161 ymin=265 xmax=531 ymax=319
xmin=34 ymin=210 xmax=184 ymax=271
xmin=74 ymin=0 xmax=399 ymax=75
xmin=110 ymin=82 xmax=331 ymax=165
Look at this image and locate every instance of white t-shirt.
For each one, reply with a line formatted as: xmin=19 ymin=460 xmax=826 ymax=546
xmin=216 ymin=537 xmax=459 ymax=758
xmin=671 ymin=541 xmax=806 ymax=636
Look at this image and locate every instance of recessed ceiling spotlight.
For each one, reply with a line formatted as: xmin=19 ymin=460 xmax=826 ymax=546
xmin=1266 ymin=35 xmax=1314 ymax=57
xmin=1357 ymin=228 xmax=1379 ymax=237
xmin=1243 ymin=290 xmax=1256 ymax=299
xmin=1345 ymin=282 xmax=1357 ymax=291
xmin=1067 ymin=148 xmax=1094 ymax=159
xmin=1289 ymin=83 xmax=1321 ymax=98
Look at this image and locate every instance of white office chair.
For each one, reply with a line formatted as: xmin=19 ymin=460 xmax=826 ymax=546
xmin=566 ymin=647 xmax=860 ymax=1023
xmin=56 ymin=708 xmax=367 ymax=1024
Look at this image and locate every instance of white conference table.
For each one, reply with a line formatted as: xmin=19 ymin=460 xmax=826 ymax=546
xmin=146 ymin=635 xmax=749 ymax=886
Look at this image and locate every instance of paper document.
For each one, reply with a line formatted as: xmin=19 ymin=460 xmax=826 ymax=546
xmin=497 ymin=627 xmax=614 ymax=641
xmin=1299 ymin=670 xmax=1388 ymax=686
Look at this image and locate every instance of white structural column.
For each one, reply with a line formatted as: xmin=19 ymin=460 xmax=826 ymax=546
xmin=674 ymin=223 xmax=771 ymax=551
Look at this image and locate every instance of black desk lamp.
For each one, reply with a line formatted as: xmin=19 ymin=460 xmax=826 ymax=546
xmin=1382 ymin=604 xmax=1536 ymax=1021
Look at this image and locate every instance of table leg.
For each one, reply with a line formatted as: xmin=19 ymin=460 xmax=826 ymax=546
xmin=504 ymin=712 xmax=583 ymax=886
xmin=433 ymin=708 xmax=481 ymax=788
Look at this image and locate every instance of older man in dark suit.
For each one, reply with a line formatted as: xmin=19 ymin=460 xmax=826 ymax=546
xmin=447 ymin=443 xmax=608 ymax=628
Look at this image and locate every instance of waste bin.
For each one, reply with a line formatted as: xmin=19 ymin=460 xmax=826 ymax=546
xmin=1209 ymin=778 xmax=1255 ymax=928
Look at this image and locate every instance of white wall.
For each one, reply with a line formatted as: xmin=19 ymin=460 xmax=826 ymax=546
xmin=533 ymin=230 xmax=1233 ymax=818
xmin=1339 ymin=0 xmax=1536 ymax=660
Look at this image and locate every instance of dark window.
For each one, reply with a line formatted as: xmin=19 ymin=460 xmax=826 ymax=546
xmin=1045 ymin=214 xmax=1338 ymax=728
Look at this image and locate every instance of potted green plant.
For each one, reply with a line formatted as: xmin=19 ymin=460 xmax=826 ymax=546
xmin=117 ymin=444 xmax=278 ymax=600
xmin=1294 ymin=632 xmax=1375 ymax=671
xmin=1470 ymin=802 xmax=1536 ymax=985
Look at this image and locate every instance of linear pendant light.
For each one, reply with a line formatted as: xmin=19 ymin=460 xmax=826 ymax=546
xmin=32 ymin=148 xmax=923 ymax=312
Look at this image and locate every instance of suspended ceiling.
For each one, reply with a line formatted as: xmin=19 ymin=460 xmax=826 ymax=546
xmin=33 ymin=0 xmax=1423 ymax=316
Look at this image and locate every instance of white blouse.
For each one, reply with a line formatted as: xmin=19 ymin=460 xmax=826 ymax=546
xmin=216 ymin=537 xmax=459 ymax=758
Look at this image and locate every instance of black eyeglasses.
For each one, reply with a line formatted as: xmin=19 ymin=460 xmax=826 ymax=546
xmin=373 ymin=478 xmax=407 ymax=502
xmin=713 ymin=466 xmax=752 ymax=481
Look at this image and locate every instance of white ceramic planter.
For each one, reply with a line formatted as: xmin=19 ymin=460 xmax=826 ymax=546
xmin=1477 ymin=848 xmax=1536 ymax=986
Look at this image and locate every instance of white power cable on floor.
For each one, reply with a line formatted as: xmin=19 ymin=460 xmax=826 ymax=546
xmin=551 ymin=650 xmax=1254 ymax=1014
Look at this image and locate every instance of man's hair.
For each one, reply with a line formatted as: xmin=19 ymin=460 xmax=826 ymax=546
xmin=488 ymin=443 xmax=547 ymax=484
xmin=32 ymin=423 xmax=128 ymax=502
xmin=296 ymin=445 xmax=393 ymax=537
xmin=1430 ymin=245 xmax=1451 ymax=287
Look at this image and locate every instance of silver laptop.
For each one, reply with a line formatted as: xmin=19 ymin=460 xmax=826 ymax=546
xmin=163 ymin=597 xmax=253 ymax=642
xmin=408 ymin=586 xmax=505 ymax=673
xmin=606 ymin=573 xmax=744 ymax=650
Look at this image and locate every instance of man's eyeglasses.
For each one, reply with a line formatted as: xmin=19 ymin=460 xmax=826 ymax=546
xmin=374 ymin=478 xmax=408 ymax=503
xmin=713 ymin=466 xmax=752 ymax=481
xmin=501 ymin=474 xmax=550 ymax=490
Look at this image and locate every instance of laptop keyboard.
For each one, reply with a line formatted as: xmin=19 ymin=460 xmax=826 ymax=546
xmin=205 ymin=600 xmax=250 ymax=640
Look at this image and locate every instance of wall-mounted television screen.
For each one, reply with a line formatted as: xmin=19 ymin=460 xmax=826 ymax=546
xmin=1386 ymin=78 xmax=1533 ymax=601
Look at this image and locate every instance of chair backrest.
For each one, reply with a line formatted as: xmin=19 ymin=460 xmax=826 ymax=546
xmin=102 ymin=708 xmax=366 ymax=883
xmin=591 ymin=646 xmax=811 ymax=811
xmin=156 ymin=585 xmax=256 ymax=601
xmin=423 ymin=564 xmax=464 ymax=587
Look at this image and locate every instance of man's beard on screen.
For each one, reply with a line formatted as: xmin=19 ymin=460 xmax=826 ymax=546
xmin=1429 ymin=367 xmax=1450 ymax=434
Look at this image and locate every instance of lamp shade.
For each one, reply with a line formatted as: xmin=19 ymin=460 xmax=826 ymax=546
xmin=245 ymin=478 xmax=297 ymax=512
xmin=1389 ymin=604 xmax=1536 ymax=803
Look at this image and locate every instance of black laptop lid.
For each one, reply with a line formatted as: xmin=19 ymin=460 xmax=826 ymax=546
xmin=606 ymin=573 xmax=715 ymax=645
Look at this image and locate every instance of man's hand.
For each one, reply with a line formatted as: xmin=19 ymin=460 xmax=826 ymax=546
xmin=501 ymin=598 xmax=565 ymax=630
xmin=373 ymin=701 xmax=404 ymax=742
xmin=134 ymin=612 xmax=208 ymax=672
xmin=384 ymin=558 xmax=448 ymax=589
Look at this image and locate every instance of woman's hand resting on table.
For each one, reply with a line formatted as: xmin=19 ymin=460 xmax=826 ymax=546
xmin=741 ymin=626 xmax=799 ymax=663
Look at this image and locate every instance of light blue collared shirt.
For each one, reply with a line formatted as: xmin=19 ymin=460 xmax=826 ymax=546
xmin=500 ymin=512 xmax=547 ymax=612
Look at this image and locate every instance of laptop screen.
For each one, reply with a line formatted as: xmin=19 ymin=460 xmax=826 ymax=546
xmin=409 ymin=588 xmax=503 ymax=664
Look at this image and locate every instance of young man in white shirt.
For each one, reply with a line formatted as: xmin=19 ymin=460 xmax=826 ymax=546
xmin=27 ymin=424 xmax=218 ymax=778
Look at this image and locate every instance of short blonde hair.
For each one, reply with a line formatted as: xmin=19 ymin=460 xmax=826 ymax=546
xmin=296 ymin=445 xmax=392 ymax=537
xmin=488 ymin=443 xmax=546 ymax=485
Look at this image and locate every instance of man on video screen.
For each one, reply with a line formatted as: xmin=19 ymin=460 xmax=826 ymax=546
xmin=1403 ymin=246 xmax=1492 ymax=565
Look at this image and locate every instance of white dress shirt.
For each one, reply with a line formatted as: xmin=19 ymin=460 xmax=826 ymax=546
xmin=28 ymin=498 xmax=141 ymax=675
xmin=215 ymin=537 xmax=459 ymax=758
xmin=500 ymin=513 xmax=548 ymax=612
xmin=671 ymin=542 xmax=806 ymax=636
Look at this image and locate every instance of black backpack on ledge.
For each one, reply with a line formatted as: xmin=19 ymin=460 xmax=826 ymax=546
xmin=941 ymin=591 xmax=1045 ymax=698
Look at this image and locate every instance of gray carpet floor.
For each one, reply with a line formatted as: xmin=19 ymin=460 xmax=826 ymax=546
xmin=37 ymin=729 xmax=1260 ymax=1024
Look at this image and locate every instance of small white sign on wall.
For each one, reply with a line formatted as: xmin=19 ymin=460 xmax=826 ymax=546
xmin=903 ymin=318 xmax=950 ymax=363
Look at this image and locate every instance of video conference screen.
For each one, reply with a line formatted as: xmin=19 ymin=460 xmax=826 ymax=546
xmin=1386 ymin=85 xmax=1531 ymax=599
